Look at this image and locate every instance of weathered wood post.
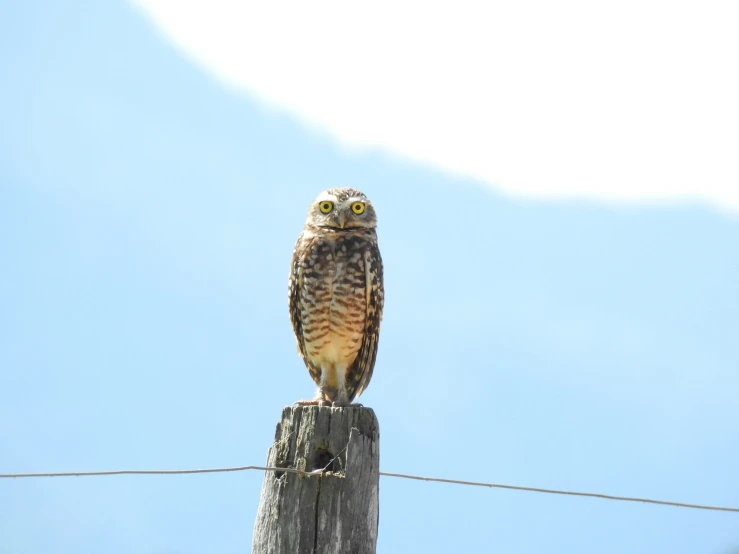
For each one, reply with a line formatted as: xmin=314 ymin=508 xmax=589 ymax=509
xmin=252 ymin=405 xmax=380 ymax=554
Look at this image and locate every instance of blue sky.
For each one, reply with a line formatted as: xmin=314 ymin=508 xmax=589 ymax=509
xmin=2 ymin=1 xmax=739 ymax=553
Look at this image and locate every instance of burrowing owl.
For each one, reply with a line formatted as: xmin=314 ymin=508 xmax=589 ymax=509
xmin=288 ymin=188 xmax=384 ymax=407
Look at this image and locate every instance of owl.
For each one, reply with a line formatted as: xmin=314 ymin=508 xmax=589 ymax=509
xmin=288 ymin=188 xmax=384 ymax=407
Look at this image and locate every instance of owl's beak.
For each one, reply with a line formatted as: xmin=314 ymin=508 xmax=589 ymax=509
xmin=337 ymin=212 xmax=346 ymax=229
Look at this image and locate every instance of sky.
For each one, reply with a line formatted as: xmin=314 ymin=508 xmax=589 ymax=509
xmin=1 ymin=1 xmax=739 ymax=553
xmin=131 ymin=0 xmax=739 ymax=211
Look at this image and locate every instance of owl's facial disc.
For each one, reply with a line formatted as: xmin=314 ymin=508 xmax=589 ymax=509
xmin=308 ymin=188 xmax=376 ymax=231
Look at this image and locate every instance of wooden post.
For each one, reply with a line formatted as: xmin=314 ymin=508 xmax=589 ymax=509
xmin=252 ymin=405 xmax=380 ymax=554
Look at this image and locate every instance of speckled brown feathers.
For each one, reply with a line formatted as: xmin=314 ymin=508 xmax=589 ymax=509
xmin=288 ymin=188 xmax=384 ymax=405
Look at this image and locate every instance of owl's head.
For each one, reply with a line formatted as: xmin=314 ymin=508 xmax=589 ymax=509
xmin=306 ymin=188 xmax=378 ymax=231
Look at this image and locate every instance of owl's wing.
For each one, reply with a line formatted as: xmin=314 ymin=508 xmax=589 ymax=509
xmin=347 ymin=243 xmax=384 ymax=401
xmin=288 ymin=235 xmax=308 ymax=362
xmin=289 ymin=234 xmax=324 ymax=387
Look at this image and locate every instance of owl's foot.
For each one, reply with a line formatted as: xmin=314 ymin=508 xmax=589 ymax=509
xmin=331 ymin=401 xmax=363 ymax=408
xmin=294 ymin=399 xmax=332 ymax=407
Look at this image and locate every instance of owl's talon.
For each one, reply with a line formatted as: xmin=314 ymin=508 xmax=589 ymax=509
xmin=294 ymin=400 xmax=321 ymax=406
xmin=332 ymin=401 xmax=363 ymax=408
xmin=294 ymin=399 xmax=333 ymax=407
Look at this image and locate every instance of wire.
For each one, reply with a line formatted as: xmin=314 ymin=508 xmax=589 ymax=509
xmin=1 ymin=466 xmax=736 ymax=514
xmin=377 ymin=472 xmax=739 ymax=513
xmin=0 ymin=466 xmax=315 ymax=478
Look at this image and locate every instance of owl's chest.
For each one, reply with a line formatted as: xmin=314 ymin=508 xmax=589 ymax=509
xmin=300 ymin=237 xmax=367 ymax=333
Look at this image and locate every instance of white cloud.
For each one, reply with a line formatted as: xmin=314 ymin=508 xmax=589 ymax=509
xmin=132 ymin=0 xmax=739 ymax=211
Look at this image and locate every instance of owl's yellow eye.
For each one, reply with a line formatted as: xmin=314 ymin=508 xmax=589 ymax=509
xmin=319 ymin=201 xmax=334 ymax=214
xmin=351 ymin=202 xmax=365 ymax=215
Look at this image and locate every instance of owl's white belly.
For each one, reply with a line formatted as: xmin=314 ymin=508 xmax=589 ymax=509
xmin=311 ymin=331 xmax=360 ymax=368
